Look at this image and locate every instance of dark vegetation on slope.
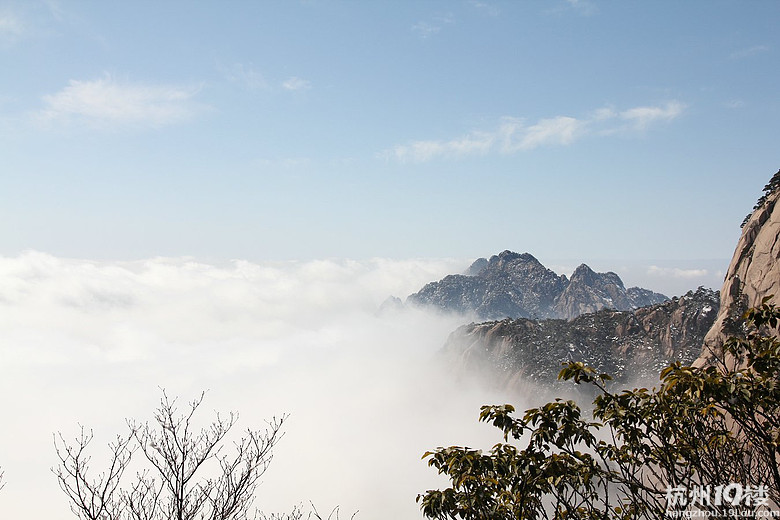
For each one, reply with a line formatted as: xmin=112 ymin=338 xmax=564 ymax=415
xmin=741 ymin=168 xmax=780 ymax=227
xmin=442 ymin=287 xmax=719 ymax=388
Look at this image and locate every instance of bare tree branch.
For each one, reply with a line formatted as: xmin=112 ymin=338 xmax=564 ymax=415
xmin=53 ymin=426 xmax=135 ymax=520
xmin=54 ymin=390 xmax=288 ymax=520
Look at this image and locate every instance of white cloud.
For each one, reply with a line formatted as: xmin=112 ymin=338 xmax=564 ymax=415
xmin=282 ymin=76 xmax=311 ymax=91
xmin=619 ymin=101 xmax=685 ymax=130
xmin=724 ymin=99 xmax=745 ymax=109
xmin=591 ymin=106 xmax=617 ymax=121
xmin=412 ymin=21 xmax=441 ymax=38
xmin=729 ymin=45 xmax=770 ymax=60
xmin=468 ymin=0 xmax=500 ymax=17
xmin=0 ymin=13 xmax=22 ymax=34
xmin=512 ymin=116 xmax=584 ymax=151
xmin=0 ymin=10 xmax=24 ymax=45
xmin=382 ymin=101 xmax=684 ymax=162
xmin=224 ymin=63 xmax=268 ymax=90
xmin=545 ymin=0 xmax=596 ymax=16
xmin=412 ymin=13 xmax=455 ymax=38
xmin=564 ymin=0 xmax=597 ymax=15
xmin=37 ymin=75 xmax=205 ymax=128
xmin=647 ymin=265 xmax=709 ymax=279
xmin=384 ymin=131 xmax=493 ymax=162
xmin=254 ymin=157 xmax=312 ymax=170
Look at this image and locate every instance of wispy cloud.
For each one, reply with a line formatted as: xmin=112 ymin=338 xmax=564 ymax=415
xmin=565 ymin=0 xmax=597 ymax=15
xmin=619 ymin=101 xmax=685 ymax=130
xmin=253 ymin=157 xmax=313 ymax=170
xmin=729 ymin=45 xmax=770 ymax=60
xmin=411 ymin=21 xmax=441 ymax=38
xmin=546 ymin=0 xmax=597 ymax=16
xmin=224 ymin=63 xmax=268 ymax=90
xmin=0 ymin=10 xmax=24 ymax=45
xmin=386 ymin=132 xmax=493 ymax=163
xmin=45 ymin=0 xmax=67 ymax=22
xmin=222 ymin=65 xmax=310 ymax=93
xmin=37 ymin=75 xmax=205 ymax=128
xmin=381 ymin=101 xmax=685 ymax=162
xmin=647 ymin=266 xmax=709 ymax=279
xmin=468 ymin=1 xmax=500 ymax=17
xmin=511 ymin=116 xmax=584 ymax=151
xmin=412 ymin=13 xmax=455 ymax=38
xmin=282 ymin=76 xmax=311 ymax=91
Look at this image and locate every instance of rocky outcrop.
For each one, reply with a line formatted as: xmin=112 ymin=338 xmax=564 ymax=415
xmin=443 ymin=287 xmax=719 ymax=390
xmin=407 ymin=250 xmax=667 ymax=320
xmin=700 ymin=171 xmax=780 ymax=361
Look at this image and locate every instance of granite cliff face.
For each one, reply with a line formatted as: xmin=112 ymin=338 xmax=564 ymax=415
xmin=701 ymin=170 xmax=780 ymax=361
xmin=443 ymin=287 xmax=719 ymax=390
xmin=407 ymin=250 xmax=667 ymax=320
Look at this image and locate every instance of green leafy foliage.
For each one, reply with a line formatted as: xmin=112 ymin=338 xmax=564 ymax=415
xmin=419 ymin=301 xmax=780 ymax=519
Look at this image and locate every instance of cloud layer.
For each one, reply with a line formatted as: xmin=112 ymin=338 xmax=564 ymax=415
xmin=0 ymin=251 xmax=724 ymax=518
xmin=382 ymin=101 xmax=685 ymax=162
xmin=0 ymin=252 xmax=508 ymax=519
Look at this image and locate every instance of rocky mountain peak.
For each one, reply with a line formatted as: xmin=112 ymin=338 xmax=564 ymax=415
xmin=465 ymin=257 xmax=489 ymax=276
xmin=570 ymin=264 xmax=624 ymax=289
xmin=571 ymin=263 xmax=595 ymax=278
xmin=491 ymin=250 xmax=538 ymax=265
xmin=407 ymin=250 xmax=667 ymax=320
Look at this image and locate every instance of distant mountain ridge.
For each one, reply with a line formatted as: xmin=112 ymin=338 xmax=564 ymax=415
xmin=430 ymin=169 xmax=780 ymax=392
xmin=407 ymin=250 xmax=668 ymax=320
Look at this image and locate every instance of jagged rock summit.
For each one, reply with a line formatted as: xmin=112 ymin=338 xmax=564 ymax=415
xmin=407 ymin=250 xmax=667 ymax=320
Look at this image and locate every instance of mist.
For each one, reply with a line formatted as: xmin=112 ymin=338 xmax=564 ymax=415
xmin=0 ymin=251 xmax=520 ymax=519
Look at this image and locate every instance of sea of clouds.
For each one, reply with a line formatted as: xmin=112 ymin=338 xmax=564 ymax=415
xmin=0 ymin=252 xmax=518 ymax=519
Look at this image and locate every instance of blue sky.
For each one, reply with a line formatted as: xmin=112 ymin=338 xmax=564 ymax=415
xmin=1 ymin=0 xmax=778 ymax=267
